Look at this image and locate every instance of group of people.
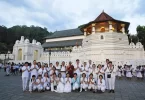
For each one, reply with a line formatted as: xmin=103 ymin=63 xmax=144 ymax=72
xmin=3 ymin=59 xmax=145 ymax=94
xmin=117 ymin=64 xmax=145 ymax=80
xmin=21 ymin=59 xmax=116 ymax=93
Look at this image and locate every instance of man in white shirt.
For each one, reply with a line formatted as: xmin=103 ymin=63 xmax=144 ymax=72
xmin=30 ymin=60 xmax=39 ymax=78
xmin=104 ymin=59 xmax=109 ymax=90
xmin=106 ymin=61 xmax=116 ymax=93
xmin=38 ymin=65 xmax=47 ymax=77
xmin=22 ymin=62 xmax=30 ymax=92
xmin=74 ymin=59 xmax=82 ymax=78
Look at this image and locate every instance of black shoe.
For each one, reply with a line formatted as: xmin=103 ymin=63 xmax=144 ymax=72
xmin=109 ymin=90 xmax=112 ymax=93
xmin=112 ymin=90 xmax=115 ymax=93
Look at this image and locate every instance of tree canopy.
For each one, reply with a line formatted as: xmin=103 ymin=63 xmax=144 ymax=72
xmin=0 ymin=25 xmax=52 ymax=53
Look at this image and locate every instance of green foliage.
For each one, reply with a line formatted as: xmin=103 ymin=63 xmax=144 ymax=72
xmin=137 ymin=25 xmax=145 ymax=49
xmin=0 ymin=25 xmax=52 ymax=53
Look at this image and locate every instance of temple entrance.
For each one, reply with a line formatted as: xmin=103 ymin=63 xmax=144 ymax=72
xmin=18 ymin=49 xmax=22 ymax=60
xmin=34 ymin=50 xmax=38 ymax=60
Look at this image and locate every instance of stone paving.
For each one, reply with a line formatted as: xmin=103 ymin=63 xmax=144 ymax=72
xmin=0 ymin=71 xmax=145 ymax=100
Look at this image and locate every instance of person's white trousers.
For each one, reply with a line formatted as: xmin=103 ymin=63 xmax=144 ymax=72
xmin=108 ymin=77 xmax=115 ymax=90
xmin=29 ymin=83 xmax=37 ymax=91
xmin=37 ymin=84 xmax=43 ymax=91
xmin=88 ymin=84 xmax=95 ymax=89
xmin=22 ymin=77 xmax=28 ymax=91
xmin=44 ymin=83 xmax=50 ymax=90
xmin=98 ymin=86 xmax=105 ymax=92
xmin=105 ymin=73 xmax=108 ymax=89
xmin=73 ymin=83 xmax=79 ymax=90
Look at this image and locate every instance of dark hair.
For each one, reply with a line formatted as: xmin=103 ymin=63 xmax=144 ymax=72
xmin=38 ymin=75 xmax=42 ymax=77
xmin=82 ymin=73 xmax=86 ymax=77
xmin=99 ymin=75 xmax=103 ymax=78
xmin=108 ymin=61 xmax=112 ymax=64
xmin=89 ymin=73 xmax=93 ymax=77
xmin=25 ymin=62 xmax=28 ymax=64
xmin=76 ymin=59 xmax=79 ymax=61
xmin=32 ymin=75 xmax=36 ymax=77
xmin=74 ymin=73 xmax=77 ymax=76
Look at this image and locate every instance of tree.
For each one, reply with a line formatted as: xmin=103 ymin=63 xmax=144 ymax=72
xmin=137 ymin=25 xmax=145 ymax=50
xmin=0 ymin=25 xmax=52 ymax=52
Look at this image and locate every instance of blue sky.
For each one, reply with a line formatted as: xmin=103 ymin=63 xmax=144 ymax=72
xmin=0 ymin=0 xmax=145 ymax=34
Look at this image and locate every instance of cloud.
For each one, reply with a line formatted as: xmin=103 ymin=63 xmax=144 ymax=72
xmin=0 ymin=0 xmax=144 ymax=34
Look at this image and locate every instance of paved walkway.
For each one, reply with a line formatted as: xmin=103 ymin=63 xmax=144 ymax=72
xmin=0 ymin=71 xmax=145 ymax=100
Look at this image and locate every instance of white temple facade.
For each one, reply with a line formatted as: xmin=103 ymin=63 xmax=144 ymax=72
xmin=1 ymin=11 xmax=145 ymax=67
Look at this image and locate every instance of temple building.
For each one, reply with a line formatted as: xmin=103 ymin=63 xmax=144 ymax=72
xmin=42 ymin=11 xmax=129 ymax=51
xmin=8 ymin=11 xmax=145 ymax=66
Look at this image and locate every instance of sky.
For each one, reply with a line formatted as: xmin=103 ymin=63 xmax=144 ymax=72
xmin=0 ymin=0 xmax=145 ymax=34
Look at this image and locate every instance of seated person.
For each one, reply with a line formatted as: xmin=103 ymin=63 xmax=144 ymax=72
xmin=36 ymin=75 xmax=44 ymax=92
xmin=72 ymin=73 xmax=80 ymax=91
xmin=29 ymin=75 xmax=37 ymax=93
xmin=97 ymin=75 xmax=106 ymax=93
xmin=80 ymin=73 xmax=88 ymax=92
xmin=43 ymin=73 xmax=50 ymax=91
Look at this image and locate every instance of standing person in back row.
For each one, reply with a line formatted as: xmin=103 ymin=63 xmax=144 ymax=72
xmin=104 ymin=59 xmax=109 ymax=90
xmin=106 ymin=61 xmax=116 ymax=93
xmin=30 ymin=60 xmax=39 ymax=78
xmin=22 ymin=62 xmax=30 ymax=92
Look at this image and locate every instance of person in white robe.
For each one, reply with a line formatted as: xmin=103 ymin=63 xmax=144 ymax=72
xmin=72 ymin=73 xmax=80 ymax=91
xmin=29 ymin=75 xmax=37 ymax=93
xmin=43 ymin=73 xmax=50 ymax=91
xmin=36 ymin=75 xmax=44 ymax=92
xmin=60 ymin=61 xmax=66 ymax=78
xmin=38 ymin=65 xmax=47 ymax=77
xmin=135 ymin=66 xmax=143 ymax=79
xmin=49 ymin=67 xmax=57 ymax=78
xmin=55 ymin=61 xmax=61 ymax=75
xmin=81 ymin=62 xmax=89 ymax=77
xmin=103 ymin=59 xmax=109 ymax=90
xmin=106 ymin=61 xmax=116 ymax=93
xmin=88 ymin=60 xmax=93 ymax=78
xmin=117 ymin=66 xmax=123 ymax=79
xmin=80 ymin=73 xmax=88 ymax=92
xmin=92 ymin=64 xmax=97 ymax=81
xmin=88 ymin=73 xmax=95 ymax=93
xmin=22 ymin=62 xmax=30 ymax=92
xmin=97 ymin=75 xmax=106 ymax=93
xmin=64 ymin=73 xmax=71 ymax=93
xmin=96 ymin=64 xmax=104 ymax=80
xmin=126 ymin=65 xmax=133 ymax=80
xmin=74 ymin=59 xmax=82 ymax=78
xmin=56 ymin=73 xmax=64 ymax=93
xmin=50 ymin=73 xmax=58 ymax=92
xmin=30 ymin=60 xmax=39 ymax=78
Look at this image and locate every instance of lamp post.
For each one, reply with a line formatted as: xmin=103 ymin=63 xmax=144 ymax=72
xmin=7 ymin=51 xmax=10 ymax=62
xmin=48 ymin=49 xmax=51 ymax=65
xmin=4 ymin=54 xmax=6 ymax=65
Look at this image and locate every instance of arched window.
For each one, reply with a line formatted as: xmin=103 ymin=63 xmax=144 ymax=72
xmin=101 ymin=35 xmax=104 ymax=39
xmin=100 ymin=27 xmax=105 ymax=32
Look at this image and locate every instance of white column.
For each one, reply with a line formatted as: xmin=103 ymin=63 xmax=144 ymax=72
xmin=108 ymin=21 xmax=113 ymax=32
xmin=121 ymin=24 xmax=125 ymax=34
xmin=92 ymin=24 xmax=96 ymax=34
xmin=84 ymin=29 xmax=87 ymax=36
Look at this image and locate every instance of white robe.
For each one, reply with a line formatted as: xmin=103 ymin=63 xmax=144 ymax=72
xmin=38 ymin=68 xmax=47 ymax=77
xmin=126 ymin=68 xmax=132 ymax=78
xmin=36 ymin=78 xmax=44 ymax=91
xmin=97 ymin=79 xmax=106 ymax=92
xmin=80 ymin=77 xmax=88 ymax=89
xmin=136 ymin=68 xmax=142 ymax=78
xmin=43 ymin=77 xmax=50 ymax=90
xmin=56 ymin=78 xmax=64 ymax=93
xmin=106 ymin=66 xmax=116 ymax=90
xmin=64 ymin=78 xmax=71 ymax=93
